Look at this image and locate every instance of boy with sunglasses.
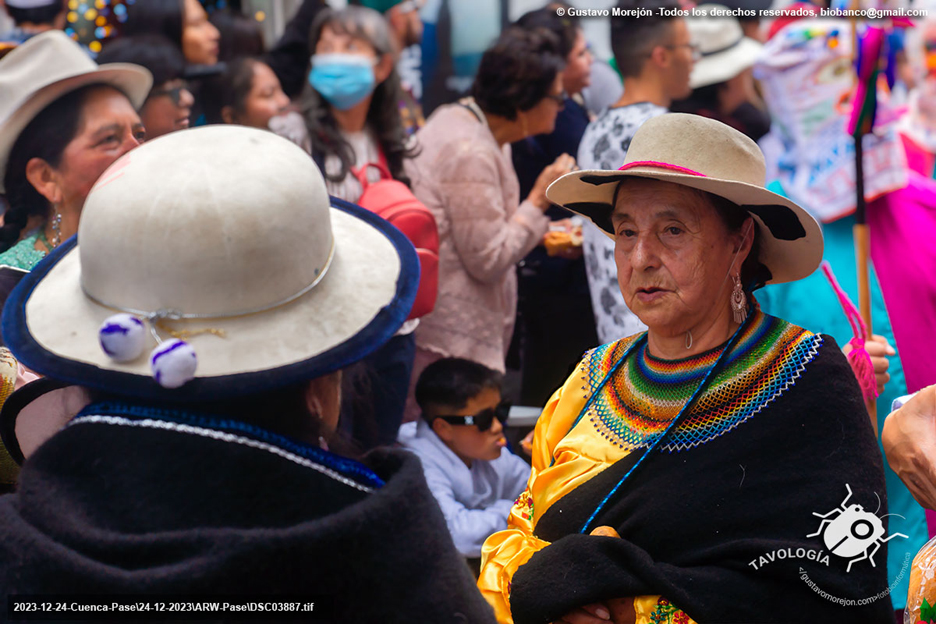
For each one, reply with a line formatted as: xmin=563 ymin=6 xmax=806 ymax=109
xmin=398 ymin=358 xmax=531 ymax=561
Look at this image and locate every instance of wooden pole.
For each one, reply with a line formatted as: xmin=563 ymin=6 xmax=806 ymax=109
xmin=854 ymin=134 xmax=878 ymax=432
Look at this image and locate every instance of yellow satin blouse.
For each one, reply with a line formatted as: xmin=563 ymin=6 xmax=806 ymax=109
xmin=478 ymin=334 xmax=696 ymax=624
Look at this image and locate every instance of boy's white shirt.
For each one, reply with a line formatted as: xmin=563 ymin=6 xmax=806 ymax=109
xmin=397 ymin=419 xmax=531 ymax=558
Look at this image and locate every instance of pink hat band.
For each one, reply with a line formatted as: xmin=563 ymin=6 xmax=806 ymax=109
xmin=617 ymin=161 xmax=708 ymax=177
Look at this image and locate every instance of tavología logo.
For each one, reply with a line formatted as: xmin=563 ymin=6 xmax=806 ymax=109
xmin=807 ymin=483 xmax=907 ymax=572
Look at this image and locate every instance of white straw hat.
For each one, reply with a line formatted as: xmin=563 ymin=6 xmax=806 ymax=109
xmin=545 ymin=113 xmax=823 ymax=285
xmin=0 ymin=30 xmax=152 ymax=192
xmin=688 ymin=5 xmax=763 ymax=89
xmin=2 ymin=125 xmax=419 ymax=401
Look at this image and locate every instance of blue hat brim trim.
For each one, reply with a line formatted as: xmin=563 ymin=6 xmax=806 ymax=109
xmin=1 ymin=197 xmax=420 ymax=403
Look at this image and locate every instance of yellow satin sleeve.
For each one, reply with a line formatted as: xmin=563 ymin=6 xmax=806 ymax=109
xmin=0 ymin=348 xmax=21 ymax=486
xmin=478 ymin=347 xmax=698 ymax=624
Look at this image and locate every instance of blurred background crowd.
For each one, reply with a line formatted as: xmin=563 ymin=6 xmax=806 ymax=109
xmin=3 ymin=0 xmax=936 ymax=619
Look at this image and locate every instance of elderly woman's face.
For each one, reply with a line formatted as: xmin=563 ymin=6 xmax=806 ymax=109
xmin=611 ymin=179 xmax=746 ymax=336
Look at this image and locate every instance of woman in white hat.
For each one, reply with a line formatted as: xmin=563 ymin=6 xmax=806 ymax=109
xmin=0 ymin=30 xmax=152 ymax=270
xmin=670 ymin=5 xmax=771 ymax=142
xmin=0 ymin=124 xmax=496 ymax=622
xmin=479 ymin=114 xmax=893 ymax=624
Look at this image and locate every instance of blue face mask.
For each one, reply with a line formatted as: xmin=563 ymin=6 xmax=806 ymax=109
xmin=308 ymin=53 xmax=377 ymax=111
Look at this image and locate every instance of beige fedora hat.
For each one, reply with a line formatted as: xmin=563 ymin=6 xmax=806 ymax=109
xmin=0 ymin=30 xmax=153 ymax=192
xmin=688 ymin=5 xmax=763 ymax=89
xmin=2 ymin=125 xmax=418 ymax=401
xmin=545 ymin=113 xmax=823 ymax=285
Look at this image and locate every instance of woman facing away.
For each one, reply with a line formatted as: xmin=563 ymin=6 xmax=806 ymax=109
xmin=479 ymin=114 xmax=895 ymax=624
xmin=0 ymin=125 xmax=496 ymax=623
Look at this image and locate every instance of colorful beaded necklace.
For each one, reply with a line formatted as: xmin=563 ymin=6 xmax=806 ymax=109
xmin=581 ymin=307 xmax=823 ymax=455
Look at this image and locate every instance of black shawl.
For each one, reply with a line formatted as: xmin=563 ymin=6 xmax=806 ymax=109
xmin=510 ymin=337 xmax=896 ymax=624
xmin=0 ymin=403 xmax=495 ymax=623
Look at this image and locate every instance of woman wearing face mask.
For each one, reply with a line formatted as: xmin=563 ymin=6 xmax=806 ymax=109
xmin=301 ymin=6 xmax=414 ymax=203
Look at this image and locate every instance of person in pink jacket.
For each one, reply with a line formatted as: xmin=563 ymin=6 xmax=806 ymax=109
xmin=404 ymin=28 xmax=576 ymax=419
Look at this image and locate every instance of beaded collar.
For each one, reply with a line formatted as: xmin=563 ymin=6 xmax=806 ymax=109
xmin=581 ymin=307 xmax=823 ymax=453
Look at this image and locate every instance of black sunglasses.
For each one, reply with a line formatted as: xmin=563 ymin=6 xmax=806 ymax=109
xmin=148 ymin=81 xmax=189 ymax=106
xmin=432 ymin=402 xmax=511 ymax=431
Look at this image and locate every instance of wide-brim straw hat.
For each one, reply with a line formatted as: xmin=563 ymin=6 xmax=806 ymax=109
xmin=2 ymin=125 xmax=419 ymax=402
xmin=688 ymin=4 xmax=763 ymax=89
xmin=546 ymin=113 xmax=823 ymax=285
xmin=0 ymin=30 xmax=153 ymax=192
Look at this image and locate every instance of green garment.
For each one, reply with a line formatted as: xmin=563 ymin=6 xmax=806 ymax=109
xmin=758 ymin=186 xmax=926 ymax=610
xmin=0 ymin=233 xmax=47 ymax=271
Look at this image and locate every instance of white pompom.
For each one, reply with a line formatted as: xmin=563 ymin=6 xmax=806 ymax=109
xmin=99 ymin=314 xmax=146 ymax=362
xmin=150 ymin=339 xmax=197 ymax=389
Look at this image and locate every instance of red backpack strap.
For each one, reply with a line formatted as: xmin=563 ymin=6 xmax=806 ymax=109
xmin=351 ymin=151 xmax=392 ymax=189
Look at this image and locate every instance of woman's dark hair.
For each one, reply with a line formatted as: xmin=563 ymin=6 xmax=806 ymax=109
xmin=202 ymin=56 xmax=257 ymax=124
xmin=415 ymin=358 xmax=503 ymax=419
xmin=6 ymin=3 xmax=63 ymax=27
xmin=0 ymin=84 xmax=112 ymax=253
xmin=706 ymin=191 xmax=771 ymax=290
xmin=302 ymin=6 xmax=415 ymax=186
xmin=122 ymin=0 xmax=185 ymax=51
xmin=209 ymin=8 xmax=265 ymax=62
xmin=89 ymin=378 xmax=358 ymax=459
xmin=97 ymin=35 xmax=186 ymax=88
xmin=471 ymin=27 xmax=565 ymax=121
xmin=513 ymin=6 xmax=580 ymax=59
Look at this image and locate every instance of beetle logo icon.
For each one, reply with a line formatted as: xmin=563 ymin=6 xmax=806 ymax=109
xmin=807 ymin=484 xmax=908 ymax=573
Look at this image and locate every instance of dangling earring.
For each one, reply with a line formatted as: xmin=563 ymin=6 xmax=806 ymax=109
xmin=685 ymin=329 xmax=693 ymax=350
xmin=731 ymin=274 xmax=748 ymax=324
xmin=520 ymin=112 xmax=529 ymax=138
xmin=49 ymin=207 xmax=62 ymax=249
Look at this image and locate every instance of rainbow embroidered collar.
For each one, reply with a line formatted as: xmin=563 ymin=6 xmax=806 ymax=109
xmin=581 ymin=308 xmax=823 ymax=453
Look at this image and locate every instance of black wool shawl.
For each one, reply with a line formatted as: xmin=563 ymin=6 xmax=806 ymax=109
xmin=510 ymin=337 xmax=895 ymax=624
xmin=0 ymin=404 xmax=496 ymax=624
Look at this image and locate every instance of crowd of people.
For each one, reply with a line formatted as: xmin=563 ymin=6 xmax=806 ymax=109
xmin=2 ymin=0 xmax=936 ymax=622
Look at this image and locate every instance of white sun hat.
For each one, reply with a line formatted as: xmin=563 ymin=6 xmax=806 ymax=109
xmin=688 ymin=4 xmax=763 ymax=89
xmin=545 ymin=113 xmax=823 ymax=285
xmin=0 ymin=30 xmax=153 ymax=192
xmin=2 ymin=125 xmax=418 ymax=401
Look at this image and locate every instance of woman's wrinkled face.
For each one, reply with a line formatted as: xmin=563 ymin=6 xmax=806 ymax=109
xmin=238 ymin=61 xmax=291 ymax=129
xmin=611 ymin=179 xmax=743 ymax=336
xmin=53 ymin=87 xmax=145 ymax=212
xmin=182 ymin=0 xmax=220 ymax=65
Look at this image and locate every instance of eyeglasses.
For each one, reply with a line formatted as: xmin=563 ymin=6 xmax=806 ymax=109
xmin=148 ymin=81 xmax=190 ymax=107
xmin=546 ymin=91 xmax=567 ymax=108
xmin=663 ymin=43 xmax=702 ymax=61
xmin=431 ymin=402 xmax=511 ymax=431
